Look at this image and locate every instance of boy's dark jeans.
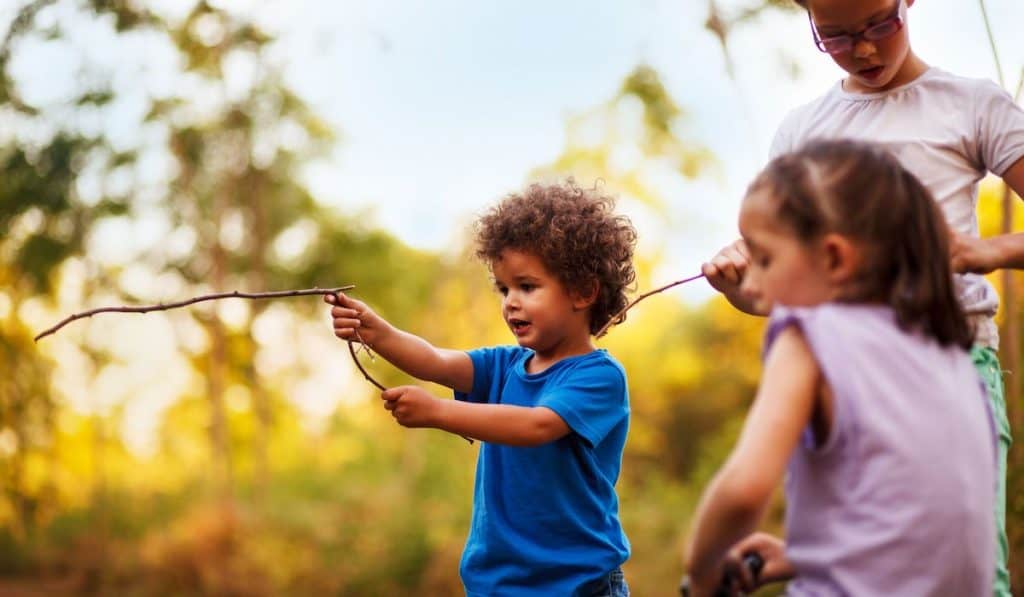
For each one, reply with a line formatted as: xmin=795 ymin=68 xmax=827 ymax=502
xmin=578 ymin=567 xmax=629 ymax=597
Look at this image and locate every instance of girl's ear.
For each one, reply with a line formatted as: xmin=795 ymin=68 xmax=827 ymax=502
xmin=572 ymin=280 xmax=600 ymax=311
xmin=821 ymin=233 xmax=862 ymax=284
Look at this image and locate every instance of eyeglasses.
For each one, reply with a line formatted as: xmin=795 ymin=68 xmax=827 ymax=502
xmin=809 ymin=0 xmax=905 ymax=55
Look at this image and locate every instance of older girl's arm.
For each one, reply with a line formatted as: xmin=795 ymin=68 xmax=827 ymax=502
xmin=951 ymin=157 xmax=1024 ymax=273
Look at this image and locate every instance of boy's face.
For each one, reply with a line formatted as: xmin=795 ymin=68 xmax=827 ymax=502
xmin=805 ymin=0 xmax=916 ymax=93
xmin=491 ymin=249 xmax=594 ymax=363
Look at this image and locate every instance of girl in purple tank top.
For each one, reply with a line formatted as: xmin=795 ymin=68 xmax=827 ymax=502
xmin=682 ymin=139 xmax=997 ymax=596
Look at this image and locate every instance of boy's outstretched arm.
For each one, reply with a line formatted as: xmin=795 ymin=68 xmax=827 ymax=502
xmin=951 ymin=158 xmax=1024 ymax=273
xmin=381 ymin=386 xmax=570 ymax=446
xmin=702 ymin=240 xmax=769 ymax=316
xmin=326 ymin=292 xmax=474 ymax=393
xmin=684 ymin=326 xmax=818 ymax=596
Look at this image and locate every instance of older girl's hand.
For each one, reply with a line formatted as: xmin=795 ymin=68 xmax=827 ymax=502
xmin=950 ymin=232 xmax=1001 ymax=274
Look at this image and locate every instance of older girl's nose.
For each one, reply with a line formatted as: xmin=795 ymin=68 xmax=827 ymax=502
xmin=852 ymin=39 xmax=878 ymax=60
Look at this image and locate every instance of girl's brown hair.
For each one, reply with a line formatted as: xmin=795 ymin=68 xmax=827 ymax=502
xmin=749 ymin=138 xmax=972 ymax=348
xmin=474 ymin=181 xmax=637 ymax=335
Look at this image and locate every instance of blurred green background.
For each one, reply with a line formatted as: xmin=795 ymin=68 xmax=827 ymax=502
xmin=1 ymin=1 xmax=1022 ymax=594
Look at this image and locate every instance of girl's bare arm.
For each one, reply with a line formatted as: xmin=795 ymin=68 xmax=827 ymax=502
xmin=684 ymin=326 xmax=820 ymax=591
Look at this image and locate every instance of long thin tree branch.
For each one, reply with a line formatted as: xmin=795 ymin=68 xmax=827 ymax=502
xmin=36 ymin=284 xmax=474 ymax=444
xmin=347 ymin=338 xmax=384 ymax=391
xmin=595 ymin=272 xmax=706 ymax=339
xmin=345 ymin=328 xmax=473 ymax=444
xmin=34 ymin=285 xmax=356 ymax=342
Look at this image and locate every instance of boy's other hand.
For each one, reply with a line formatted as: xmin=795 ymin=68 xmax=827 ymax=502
xmin=324 ymin=291 xmax=387 ymax=345
xmin=381 ymin=386 xmax=441 ymax=428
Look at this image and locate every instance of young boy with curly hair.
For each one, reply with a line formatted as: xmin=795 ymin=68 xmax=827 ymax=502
xmin=325 ymin=181 xmax=638 ymax=597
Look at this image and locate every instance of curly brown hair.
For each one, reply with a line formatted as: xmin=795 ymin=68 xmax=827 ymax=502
xmin=474 ymin=181 xmax=637 ymax=335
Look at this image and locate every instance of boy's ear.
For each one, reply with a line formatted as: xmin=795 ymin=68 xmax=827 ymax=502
xmin=572 ymin=280 xmax=600 ymax=311
xmin=821 ymin=233 xmax=862 ymax=284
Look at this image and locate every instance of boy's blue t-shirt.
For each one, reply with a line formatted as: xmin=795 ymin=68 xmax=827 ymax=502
xmin=454 ymin=345 xmax=631 ymax=597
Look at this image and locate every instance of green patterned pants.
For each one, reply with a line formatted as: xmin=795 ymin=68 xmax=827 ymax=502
xmin=971 ymin=346 xmax=1012 ymax=597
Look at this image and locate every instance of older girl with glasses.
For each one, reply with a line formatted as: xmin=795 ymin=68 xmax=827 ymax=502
xmin=700 ymin=1 xmax=1024 ymax=594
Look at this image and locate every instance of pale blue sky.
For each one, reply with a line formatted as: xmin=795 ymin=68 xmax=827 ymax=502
xmin=5 ymin=0 xmax=1024 ymax=299
xmin=263 ymin=0 xmax=1024 ymax=299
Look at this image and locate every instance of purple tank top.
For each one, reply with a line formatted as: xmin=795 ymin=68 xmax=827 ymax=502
xmin=765 ymin=304 xmax=996 ymax=596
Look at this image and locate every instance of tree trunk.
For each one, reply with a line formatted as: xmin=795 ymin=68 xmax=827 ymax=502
xmin=1002 ymin=184 xmax=1021 ymax=450
xmin=248 ymin=169 xmax=271 ymax=499
xmin=208 ymin=192 xmax=233 ymax=500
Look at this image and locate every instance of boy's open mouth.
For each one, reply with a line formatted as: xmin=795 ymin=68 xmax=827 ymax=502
xmin=509 ymin=318 xmax=531 ymax=334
